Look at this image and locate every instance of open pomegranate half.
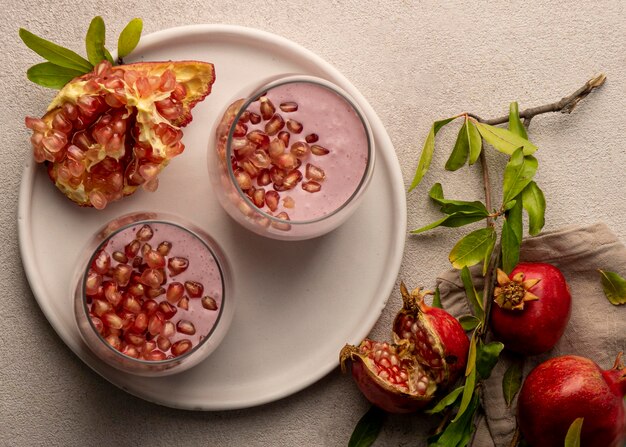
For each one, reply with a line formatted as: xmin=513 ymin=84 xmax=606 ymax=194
xmin=25 ymin=60 xmax=215 ymax=209
xmin=340 ymin=283 xmax=470 ymax=413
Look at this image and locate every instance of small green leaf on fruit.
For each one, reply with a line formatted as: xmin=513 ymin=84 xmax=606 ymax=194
xmin=409 ymin=117 xmax=457 ymax=191
xmin=475 ymin=341 xmax=504 ymax=380
xmin=445 ymin=119 xmax=470 ymax=171
xmin=86 ymin=16 xmax=107 ymax=65
xmin=522 ymin=181 xmax=546 ymax=236
xmin=598 ymin=270 xmax=626 ymax=305
xmin=432 ymin=286 xmax=443 ymax=309
xmin=19 ymin=28 xmax=93 ymax=72
xmin=449 ymin=227 xmax=497 ymax=269
xmin=348 ymin=405 xmax=386 ymax=447
xmin=426 ymin=386 xmax=464 ymax=414
xmin=460 ymin=266 xmax=484 ymax=319
xmin=467 ymin=120 xmax=482 ymax=165
xmin=26 ymin=62 xmax=84 ymax=89
xmin=502 ymin=148 xmax=538 ymax=205
xmin=564 ymin=417 xmax=584 ymax=447
xmin=508 ymin=102 xmax=528 ymax=139
xmin=118 ymin=18 xmax=143 ymax=58
xmin=475 ymin=122 xmax=537 ymax=155
xmin=502 ymin=357 xmax=524 ymax=407
xmin=458 ymin=315 xmax=481 ymax=331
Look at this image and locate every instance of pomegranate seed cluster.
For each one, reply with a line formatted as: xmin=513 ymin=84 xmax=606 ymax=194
xmin=85 ymin=224 xmax=219 ymax=361
xmin=223 ymin=95 xmax=331 ymax=223
xmin=25 ymin=60 xmax=214 ymax=209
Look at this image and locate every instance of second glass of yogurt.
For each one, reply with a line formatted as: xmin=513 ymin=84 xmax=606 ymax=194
xmin=209 ymin=75 xmax=375 ymax=240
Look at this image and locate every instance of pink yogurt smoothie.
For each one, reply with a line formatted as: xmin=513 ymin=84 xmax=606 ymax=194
xmin=92 ymin=221 xmax=224 ymax=357
xmin=241 ymin=81 xmax=370 ymax=221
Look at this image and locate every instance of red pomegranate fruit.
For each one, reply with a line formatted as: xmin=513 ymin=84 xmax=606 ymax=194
xmin=25 ymin=60 xmax=215 ymax=209
xmin=518 ymin=354 xmax=626 ymax=447
xmin=340 ymin=283 xmax=470 ymax=413
xmin=490 ymin=263 xmax=571 ymax=355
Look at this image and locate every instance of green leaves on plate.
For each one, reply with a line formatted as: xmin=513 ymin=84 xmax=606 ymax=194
xmin=348 ymin=406 xmax=385 ymax=447
xmin=409 ymin=117 xmax=457 ymax=191
xmin=449 ymin=227 xmax=497 ymax=269
xmin=598 ymin=270 xmax=626 ymax=305
xmin=118 ymin=18 xmax=143 ymax=59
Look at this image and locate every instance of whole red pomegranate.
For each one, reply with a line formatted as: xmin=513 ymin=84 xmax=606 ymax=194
xmin=490 ymin=263 xmax=571 ymax=355
xmin=340 ymin=283 xmax=470 ymax=413
xmin=25 ymin=60 xmax=215 ymax=209
xmin=518 ymin=354 xmax=626 ymax=447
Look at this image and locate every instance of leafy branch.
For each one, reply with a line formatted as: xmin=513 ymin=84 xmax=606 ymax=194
xmin=19 ymin=17 xmax=143 ymax=89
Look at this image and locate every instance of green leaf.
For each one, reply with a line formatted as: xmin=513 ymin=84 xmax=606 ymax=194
xmin=598 ymin=270 xmax=626 ymax=305
xmin=508 ymin=102 xmax=528 ymax=139
xmin=426 ymin=386 xmax=464 ymax=414
xmin=483 ymin=231 xmax=496 ymax=276
xmin=409 ymin=117 xmax=457 ymax=191
xmin=117 ymin=18 xmax=143 ymax=59
xmin=348 ymin=406 xmax=385 ymax=447
xmin=522 ymin=181 xmax=546 ymax=236
xmin=103 ymin=47 xmax=115 ymax=64
xmin=458 ymin=315 xmax=481 ymax=331
xmin=453 ymin=367 xmax=476 ymax=423
xmin=432 ymin=286 xmax=443 ymax=309
xmin=475 ymin=122 xmax=537 ymax=155
xmin=445 ymin=120 xmax=470 ymax=171
xmin=26 ymin=62 xmax=84 ymax=89
xmin=429 ymin=183 xmax=488 ymax=215
xmin=449 ymin=227 xmax=497 ymax=269
xmin=19 ymin=28 xmax=92 ymax=72
xmin=501 ymin=219 xmax=521 ymax=274
xmin=460 ymin=266 xmax=484 ymax=320
xmin=507 ymin=194 xmax=524 ymax=242
xmin=476 ymin=341 xmax=504 ymax=380
xmin=465 ymin=331 xmax=478 ymax=376
xmin=86 ymin=16 xmax=107 ymax=65
xmin=502 ymin=148 xmax=538 ymax=205
xmin=467 ymin=120 xmax=482 ymax=165
xmin=411 ymin=212 xmax=487 ymax=234
xmin=564 ymin=417 xmax=584 ymax=447
xmin=429 ymin=392 xmax=479 ymax=447
xmin=502 ymin=357 xmax=524 ymax=407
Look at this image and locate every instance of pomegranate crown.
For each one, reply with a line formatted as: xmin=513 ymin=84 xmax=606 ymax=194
xmin=399 ymin=282 xmax=434 ymax=314
xmin=493 ymin=268 xmax=540 ymax=311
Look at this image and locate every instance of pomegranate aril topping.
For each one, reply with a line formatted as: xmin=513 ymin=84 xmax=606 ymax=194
xmin=233 ymin=121 xmax=248 ymax=138
xmin=302 ymin=181 xmax=322 ymax=193
xmin=279 ymin=102 xmax=298 ymax=112
xmin=121 ymin=345 xmax=140 ymax=358
xmin=268 ymin=138 xmax=286 ymax=159
xmin=305 ymin=133 xmax=319 ymax=143
xmin=125 ymin=240 xmax=141 ymax=258
xmin=145 ymin=250 xmax=166 ymax=269
xmin=278 ymin=169 xmax=302 ymax=191
xmin=275 ymin=153 xmax=298 ymax=171
xmin=148 ymin=312 xmax=165 ymax=336
xmin=166 ymin=282 xmax=185 ymax=304
xmin=146 ymin=286 xmax=166 ymax=299
xmin=141 ymin=268 xmax=164 ymax=289
xmin=305 ymin=163 xmax=326 ymax=181
xmin=310 ymin=144 xmax=330 ymax=156
xmin=177 ymin=320 xmax=196 ymax=335
xmin=141 ymin=242 xmax=152 ymax=257
xmin=142 ymin=299 xmax=159 ymax=316
xmin=260 ymin=97 xmax=276 ymax=120
xmin=122 ymin=295 xmax=142 ymax=314
xmin=125 ymin=332 xmax=145 ymax=346
xmin=142 ymin=340 xmax=157 ymax=353
xmin=239 ymin=110 xmax=251 ymax=123
xmin=277 ymin=130 xmax=290 ymax=147
xmin=157 ymin=241 xmax=172 ymax=256
xmin=234 ymin=169 xmax=253 ymax=190
xmin=168 ymin=257 xmax=189 ymax=276
xmin=286 ymin=119 xmax=303 ymax=133
xmin=201 ymin=296 xmax=218 ymax=311
xmin=264 ymin=114 xmax=285 ymax=136
xmin=131 ymin=313 xmax=148 ymax=334
xmin=92 ymin=299 xmax=112 ymax=317
xmin=265 ymin=190 xmax=280 ymax=211
xmin=105 ymin=335 xmax=122 ymax=350
xmin=128 ymin=282 xmax=145 ymax=297
xmin=250 ymin=149 xmax=271 ymax=169
xmin=272 ymin=212 xmax=292 ymax=231
xmin=162 ymin=321 xmax=176 ymax=338
xmin=159 ymin=302 xmax=178 ymax=319
xmin=184 ymin=281 xmax=204 ymax=298
xmin=90 ymin=316 xmax=104 ymax=334
xmin=171 ymin=340 xmax=193 ymax=357
xmin=249 ymin=112 xmax=261 ymax=124
xmin=157 ymin=336 xmax=171 ymax=352
xmin=257 ymin=169 xmax=271 ymax=186
xmin=178 ymin=296 xmax=190 ymax=310
xmin=247 ymin=130 xmax=270 ymax=149
xmin=241 ymin=160 xmax=260 ymax=179
xmin=290 ymin=141 xmax=310 ymax=158
xmin=144 ymin=350 xmax=167 ymax=361
xmin=85 ymin=271 xmax=103 ymax=296
xmin=102 ymin=312 xmax=124 ymax=330
xmin=113 ymin=264 xmax=132 ymax=287
xmin=112 ymin=251 xmax=128 ymax=263
xmin=283 ymin=196 xmax=295 ymax=208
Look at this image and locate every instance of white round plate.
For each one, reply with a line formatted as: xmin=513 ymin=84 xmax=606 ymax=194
xmin=18 ymin=24 xmax=406 ymax=410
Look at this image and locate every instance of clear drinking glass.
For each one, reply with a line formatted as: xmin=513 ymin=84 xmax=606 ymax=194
xmin=73 ymin=212 xmax=234 ymax=376
xmin=208 ymin=75 xmax=375 ymax=240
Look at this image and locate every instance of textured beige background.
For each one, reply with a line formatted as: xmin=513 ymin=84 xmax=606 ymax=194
xmin=1 ymin=1 xmax=625 ymax=445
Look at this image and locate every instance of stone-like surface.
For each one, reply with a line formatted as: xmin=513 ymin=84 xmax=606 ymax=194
xmin=1 ymin=1 xmax=625 ymax=445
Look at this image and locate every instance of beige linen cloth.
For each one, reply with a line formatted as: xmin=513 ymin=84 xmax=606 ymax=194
xmin=436 ymin=222 xmax=626 ymax=447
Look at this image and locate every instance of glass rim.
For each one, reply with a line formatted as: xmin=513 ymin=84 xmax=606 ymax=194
xmin=225 ymin=75 xmax=374 ymax=226
xmin=80 ymin=217 xmax=227 ymax=365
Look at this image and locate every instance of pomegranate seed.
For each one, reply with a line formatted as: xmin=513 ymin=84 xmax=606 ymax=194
xmin=142 ymin=340 xmax=157 ymax=353
xmin=125 ymin=332 xmax=145 ymax=346
xmin=89 ymin=191 xmax=107 ymax=210
xmin=105 ymin=334 xmax=122 ymax=350
xmin=305 ymin=163 xmax=326 ymax=181
xmin=252 ymin=188 xmax=266 ymax=208
xmin=171 ymin=340 xmax=193 ymax=357
xmin=159 ymin=69 xmax=177 ymax=91
xmin=275 ymin=153 xmax=298 ymax=171
xmin=141 ymin=242 xmax=152 ymax=257
xmin=25 ymin=116 xmax=47 ymax=132
xmin=290 ymin=141 xmax=310 ymax=159
xmin=113 ymin=264 xmax=132 ymax=287
xmin=280 ymin=102 xmax=298 ymax=112
xmin=272 ymin=212 xmax=292 ymax=231
xmin=141 ymin=268 xmax=164 ymax=289
xmin=250 ymin=149 xmax=271 ymax=169
xmin=162 ymin=321 xmax=176 ymax=338
xmin=184 ymin=281 xmax=204 ymax=298
xmin=247 ymin=130 xmax=270 ymax=149
xmin=102 ymin=312 xmax=123 ymax=330
xmin=233 ymin=121 xmax=248 ymax=138
xmin=104 ymin=287 xmax=123 ymax=308
xmin=132 ymin=256 xmax=143 ymax=268
xmin=168 ymin=257 xmax=189 ymax=276
xmin=146 ymin=286 xmax=165 ymax=299
xmin=144 ymin=350 xmax=167 ymax=361
xmin=145 ymin=250 xmax=166 ymax=269
xmin=122 ymin=295 xmax=142 ymax=314
xmin=277 ymin=131 xmax=290 ymax=147
xmin=136 ymin=224 xmax=154 ymax=241
xmin=279 ymin=170 xmax=303 ymax=191
xmin=125 ymin=240 xmax=140 ymax=258
xmin=130 ymin=313 xmax=148 ymax=334
xmin=157 ymin=241 xmax=172 ymax=256
xmin=157 ymin=336 xmax=171 ymax=351
xmin=112 ymin=251 xmax=128 ymax=263
xmin=286 ymin=119 xmax=303 ymax=133
xmin=159 ymin=301 xmax=178 ymax=319
xmin=265 ymin=114 xmax=285 ymax=136
xmin=142 ymin=299 xmax=159 ymax=316
xmin=90 ymin=316 xmax=104 ymax=334
xmin=241 ymin=160 xmax=260 ymax=179
xmin=176 ymin=320 xmax=196 ymax=335
xmin=260 ymin=97 xmax=275 ymax=120
xmin=92 ymin=299 xmax=113 ymax=317
xmin=283 ymin=196 xmax=295 ymax=208
xmin=268 ymin=138 xmax=286 ymax=159
xmin=239 ymin=110 xmax=251 ymax=123
xmin=249 ymin=112 xmax=261 ymax=124
xmin=121 ymin=345 xmax=140 ymax=358
xmin=85 ymin=271 xmax=102 ymax=296
xmin=148 ymin=312 xmax=165 ymax=336
xmin=178 ymin=296 xmax=190 ymax=310
xmin=257 ymin=169 xmax=271 ymax=186
xmin=234 ymin=169 xmax=253 ymax=190
xmin=166 ymin=282 xmax=184 ymax=304
xmin=127 ymin=282 xmax=145 ymax=297
xmin=305 ymin=133 xmax=319 ymax=143
xmin=265 ymin=190 xmax=280 ymax=212
xmin=119 ymin=311 xmax=136 ymax=331
xmin=201 ymin=296 xmax=218 ymax=311
xmin=311 ymin=144 xmax=330 ymax=156
xmin=302 ymin=181 xmax=322 ymax=193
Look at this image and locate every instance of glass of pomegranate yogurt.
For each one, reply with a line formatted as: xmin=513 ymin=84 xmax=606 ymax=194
xmin=209 ymin=75 xmax=375 ymax=240
xmin=73 ymin=212 xmax=233 ymax=376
